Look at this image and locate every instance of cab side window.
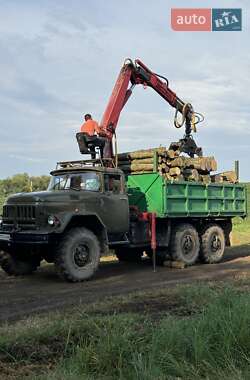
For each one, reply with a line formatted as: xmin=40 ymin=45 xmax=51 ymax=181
xmin=104 ymin=174 xmax=122 ymax=194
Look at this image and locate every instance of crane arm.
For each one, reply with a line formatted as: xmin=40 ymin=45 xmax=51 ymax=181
xmin=100 ymin=58 xmax=203 ymax=157
xmin=99 ymin=62 xmax=134 ymax=139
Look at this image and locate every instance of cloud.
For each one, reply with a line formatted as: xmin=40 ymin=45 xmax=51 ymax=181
xmin=8 ymin=154 xmax=48 ymax=163
xmin=0 ymin=0 xmax=249 ymax=181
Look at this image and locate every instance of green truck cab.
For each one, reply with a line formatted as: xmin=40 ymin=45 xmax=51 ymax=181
xmin=0 ymin=160 xmax=247 ymax=282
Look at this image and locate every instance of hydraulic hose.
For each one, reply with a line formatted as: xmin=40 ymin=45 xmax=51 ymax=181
xmin=174 ymin=103 xmax=192 ymax=129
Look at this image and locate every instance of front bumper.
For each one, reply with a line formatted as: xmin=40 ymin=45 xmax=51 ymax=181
xmin=0 ymin=230 xmax=57 ymax=249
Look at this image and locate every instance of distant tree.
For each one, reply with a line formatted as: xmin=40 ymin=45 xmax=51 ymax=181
xmin=3 ymin=173 xmax=29 ymax=194
xmin=30 ymin=175 xmax=50 ymax=192
xmin=0 ymin=174 xmax=50 ymax=213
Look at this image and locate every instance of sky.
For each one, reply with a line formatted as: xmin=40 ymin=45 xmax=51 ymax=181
xmin=0 ymin=0 xmax=249 ymax=180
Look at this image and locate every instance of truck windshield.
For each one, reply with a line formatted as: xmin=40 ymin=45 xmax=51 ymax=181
xmin=48 ymin=172 xmax=101 ymax=191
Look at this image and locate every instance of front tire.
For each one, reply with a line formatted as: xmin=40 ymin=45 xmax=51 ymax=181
xmin=200 ymin=224 xmax=225 ymax=264
xmin=0 ymin=251 xmax=39 ymax=276
xmin=170 ymin=223 xmax=200 ymax=266
xmin=55 ymin=227 xmax=100 ymax=282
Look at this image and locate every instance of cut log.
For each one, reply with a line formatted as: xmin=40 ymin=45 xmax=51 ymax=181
xmin=159 ymin=162 xmax=168 ymax=170
xmin=118 ymin=146 xmax=222 ymax=184
xmin=187 ymin=158 xmax=206 ymax=171
xmin=169 ymin=167 xmax=181 ymax=176
xmin=158 ymin=156 xmax=167 ymax=164
xmin=208 ymin=156 xmax=217 ymax=172
xmin=220 ymin=171 xmax=237 ymax=183
xmin=165 ymin=165 xmax=170 ymax=173
xmin=199 ymin=174 xmax=211 ymax=184
xmin=166 ymin=149 xmax=177 ymax=159
xmin=118 ymin=158 xmax=154 ymax=166
xmin=118 ymin=147 xmax=166 ymax=161
xmin=119 ymin=163 xmax=154 ymax=172
xmin=162 ymin=165 xmax=170 ymax=173
xmin=183 ymin=169 xmax=199 ymax=182
xmin=126 ymin=171 xmax=153 ymax=175
xmin=164 ymin=173 xmax=172 ymax=181
xmin=210 ymin=171 xmax=237 ymax=184
xmin=210 ymin=174 xmax=223 ymax=183
xmin=167 ymin=157 xmax=186 ymax=168
xmin=183 ymin=157 xmax=217 ymax=172
xmin=118 ymin=151 xmax=153 ymax=160
xmin=173 ymin=174 xmax=185 ymax=181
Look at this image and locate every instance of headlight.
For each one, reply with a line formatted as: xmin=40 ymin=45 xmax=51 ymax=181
xmin=47 ymin=215 xmax=60 ymax=226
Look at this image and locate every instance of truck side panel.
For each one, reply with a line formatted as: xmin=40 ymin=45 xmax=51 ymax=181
xmin=126 ymin=173 xmax=247 ymax=218
xmin=127 ymin=173 xmax=164 ymax=215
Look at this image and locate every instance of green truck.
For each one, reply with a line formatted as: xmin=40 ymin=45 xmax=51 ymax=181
xmin=0 ymin=160 xmax=247 ymax=282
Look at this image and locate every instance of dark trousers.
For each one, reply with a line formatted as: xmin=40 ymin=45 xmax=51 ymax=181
xmin=84 ymin=134 xmax=106 ymax=159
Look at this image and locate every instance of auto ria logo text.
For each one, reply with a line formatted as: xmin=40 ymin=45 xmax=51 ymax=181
xmin=171 ymin=8 xmax=242 ymax=32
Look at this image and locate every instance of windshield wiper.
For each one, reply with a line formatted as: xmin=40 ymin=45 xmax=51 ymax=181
xmin=70 ymin=187 xmax=81 ymax=191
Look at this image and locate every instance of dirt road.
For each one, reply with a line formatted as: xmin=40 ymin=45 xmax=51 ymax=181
xmin=0 ymin=244 xmax=250 ymax=323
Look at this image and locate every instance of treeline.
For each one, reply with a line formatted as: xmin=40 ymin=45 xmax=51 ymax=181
xmin=0 ymin=173 xmax=50 ymax=212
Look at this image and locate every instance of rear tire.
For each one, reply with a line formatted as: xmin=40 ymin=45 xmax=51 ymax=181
xmin=200 ymin=224 xmax=225 ymax=264
xmin=170 ymin=223 xmax=200 ymax=266
xmin=0 ymin=251 xmax=39 ymax=276
xmin=55 ymin=227 xmax=100 ymax=282
xmin=115 ymin=248 xmax=142 ymax=263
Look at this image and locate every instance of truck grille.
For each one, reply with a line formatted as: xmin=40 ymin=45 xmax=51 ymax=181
xmin=3 ymin=205 xmax=36 ymax=222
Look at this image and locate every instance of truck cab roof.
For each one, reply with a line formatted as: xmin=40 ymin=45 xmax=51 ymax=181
xmin=50 ymin=159 xmax=124 ymax=177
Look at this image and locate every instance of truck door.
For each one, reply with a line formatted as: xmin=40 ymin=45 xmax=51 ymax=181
xmin=100 ymin=173 xmax=129 ymax=234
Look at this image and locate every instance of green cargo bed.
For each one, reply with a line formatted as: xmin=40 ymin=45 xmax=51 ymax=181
xmin=126 ymin=173 xmax=247 ymax=218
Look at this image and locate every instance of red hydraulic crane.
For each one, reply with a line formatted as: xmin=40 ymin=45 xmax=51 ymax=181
xmin=99 ymin=58 xmax=203 ymax=158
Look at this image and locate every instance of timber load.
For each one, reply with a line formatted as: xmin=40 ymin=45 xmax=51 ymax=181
xmin=118 ymin=147 xmax=237 ymax=184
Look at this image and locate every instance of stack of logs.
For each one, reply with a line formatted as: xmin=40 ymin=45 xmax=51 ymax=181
xmin=118 ymin=147 xmax=237 ymax=184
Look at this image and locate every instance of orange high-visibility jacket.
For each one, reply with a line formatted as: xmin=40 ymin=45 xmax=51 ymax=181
xmin=80 ymin=119 xmax=100 ymax=135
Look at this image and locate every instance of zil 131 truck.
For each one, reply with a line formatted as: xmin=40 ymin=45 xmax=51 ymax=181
xmin=0 ymin=159 xmax=246 ymax=281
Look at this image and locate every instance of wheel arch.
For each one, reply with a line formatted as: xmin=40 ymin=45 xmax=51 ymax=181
xmin=64 ymin=214 xmax=108 ymax=255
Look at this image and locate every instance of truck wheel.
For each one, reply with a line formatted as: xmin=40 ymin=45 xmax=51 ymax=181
xmin=200 ymin=224 xmax=225 ymax=264
xmin=0 ymin=251 xmax=39 ymax=276
xmin=115 ymin=248 xmax=142 ymax=263
xmin=170 ymin=223 xmax=200 ymax=265
xmin=55 ymin=227 xmax=100 ymax=282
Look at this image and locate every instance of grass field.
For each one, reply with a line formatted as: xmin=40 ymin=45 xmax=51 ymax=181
xmin=1 ymin=280 xmax=250 ymax=379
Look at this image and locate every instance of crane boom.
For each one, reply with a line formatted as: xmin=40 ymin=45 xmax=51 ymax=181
xmin=99 ymin=58 xmax=203 ymax=158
